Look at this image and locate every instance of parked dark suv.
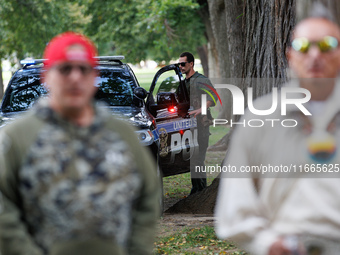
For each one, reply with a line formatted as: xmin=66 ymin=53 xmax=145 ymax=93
xmin=0 ymin=56 xmax=198 ymax=179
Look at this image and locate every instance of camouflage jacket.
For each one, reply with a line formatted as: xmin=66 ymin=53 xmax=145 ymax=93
xmin=0 ymin=100 xmax=160 ymax=255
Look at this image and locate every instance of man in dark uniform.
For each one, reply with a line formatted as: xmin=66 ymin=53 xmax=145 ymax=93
xmin=178 ymin=52 xmax=217 ymax=195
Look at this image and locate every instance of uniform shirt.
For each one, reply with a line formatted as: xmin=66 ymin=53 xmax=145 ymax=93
xmin=185 ymin=71 xmax=217 ymax=110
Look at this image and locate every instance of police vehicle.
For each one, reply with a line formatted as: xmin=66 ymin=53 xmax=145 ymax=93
xmin=0 ymin=56 xmax=198 ymax=180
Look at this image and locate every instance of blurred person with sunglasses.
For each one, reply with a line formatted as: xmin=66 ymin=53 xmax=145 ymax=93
xmin=178 ymin=52 xmax=217 ymax=195
xmin=215 ymin=7 xmax=340 ymax=255
xmin=0 ymin=32 xmax=160 ymax=255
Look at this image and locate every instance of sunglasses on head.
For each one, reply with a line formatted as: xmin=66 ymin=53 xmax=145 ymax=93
xmin=55 ymin=64 xmax=93 ymax=76
xmin=291 ymin=36 xmax=339 ymax=53
xmin=178 ymin=62 xmax=188 ymax=67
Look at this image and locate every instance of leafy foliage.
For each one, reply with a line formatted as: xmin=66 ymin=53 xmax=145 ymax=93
xmin=1 ymin=0 xmax=206 ymax=63
xmin=0 ymin=0 xmax=90 ymax=59
xmin=83 ymin=0 xmax=206 ymax=63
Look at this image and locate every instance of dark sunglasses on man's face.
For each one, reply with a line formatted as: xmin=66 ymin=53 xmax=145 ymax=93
xmin=55 ymin=64 xmax=93 ymax=76
xmin=291 ymin=36 xmax=339 ymax=54
xmin=178 ymin=62 xmax=188 ymax=67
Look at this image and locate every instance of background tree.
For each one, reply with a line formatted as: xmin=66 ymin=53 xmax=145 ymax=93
xmin=169 ymin=0 xmax=340 ymax=214
xmin=0 ymin=0 xmax=89 ymax=58
xmin=208 ymin=0 xmax=295 ymax=122
xmin=84 ymin=0 xmax=207 ymax=64
xmin=168 ymin=0 xmax=296 ymax=214
xmin=1 ymin=0 xmax=212 ymax=98
xmin=0 ymin=0 xmax=89 ymax=99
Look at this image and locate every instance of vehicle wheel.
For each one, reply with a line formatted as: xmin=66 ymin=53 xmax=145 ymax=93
xmin=156 ymin=157 xmax=164 ymax=216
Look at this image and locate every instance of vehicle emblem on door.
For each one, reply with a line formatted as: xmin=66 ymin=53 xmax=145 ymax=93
xmin=159 ymin=128 xmax=169 ymax=157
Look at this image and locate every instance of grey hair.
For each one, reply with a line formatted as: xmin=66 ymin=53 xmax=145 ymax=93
xmin=296 ymin=1 xmax=337 ymax=24
xmin=308 ymin=1 xmax=336 ymax=23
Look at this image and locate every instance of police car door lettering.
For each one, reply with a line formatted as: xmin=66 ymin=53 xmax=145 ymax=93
xmin=170 ymin=129 xmax=198 ymax=163
xmin=173 ymin=119 xmax=194 ymax=130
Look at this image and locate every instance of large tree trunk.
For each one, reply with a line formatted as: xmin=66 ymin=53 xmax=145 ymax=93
xmin=196 ymin=45 xmax=209 ymax=77
xmin=241 ymin=0 xmax=295 ymax=104
xmin=207 ymin=42 xmax=219 ymax=78
xmin=167 ymin=0 xmax=296 ymax=214
xmin=212 ymin=0 xmax=295 ymax=149
xmin=215 ymin=0 xmax=244 ymax=119
xmin=207 ymin=0 xmax=231 ymax=120
xmin=197 ymin=0 xmax=220 ymax=78
xmin=0 ymin=60 xmax=3 ymax=100
xmin=208 ymin=0 xmax=229 ymax=79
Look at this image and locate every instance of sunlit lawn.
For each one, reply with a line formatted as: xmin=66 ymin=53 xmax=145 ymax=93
xmin=154 ymin=226 xmax=247 ymax=255
xmin=133 ymin=66 xmax=203 ymax=90
xmin=3 ymin=70 xmax=11 ymax=81
xmin=2 ymin=70 xmax=11 ymax=91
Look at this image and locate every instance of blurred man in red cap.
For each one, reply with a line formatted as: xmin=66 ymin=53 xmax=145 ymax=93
xmin=0 ymin=32 xmax=159 ymax=255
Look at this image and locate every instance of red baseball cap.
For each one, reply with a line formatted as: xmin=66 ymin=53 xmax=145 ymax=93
xmin=43 ymin=32 xmax=98 ymax=70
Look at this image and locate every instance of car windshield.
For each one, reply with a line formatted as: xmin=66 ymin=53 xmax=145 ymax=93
xmin=1 ymin=66 xmax=137 ymax=113
xmin=94 ymin=67 xmax=135 ymax=106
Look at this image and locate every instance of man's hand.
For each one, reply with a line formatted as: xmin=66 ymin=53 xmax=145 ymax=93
xmin=269 ymin=238 xmax=306 ymax=255
xmin=189 ymin=101 xmax=214 ymax=117
xmin=189 ymin=108 xmax=202 ymax=117
xmin=268 ymin=239 xmax=292 ymax=255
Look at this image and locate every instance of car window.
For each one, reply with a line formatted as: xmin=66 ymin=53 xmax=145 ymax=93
xmin=153 ymin=70 xmax=179 ymax=98
xmin=157 ymin=75 xmax=180 ymax=94
xmin=2 ymin=66 xmax=138 ymax=113
xmin=94 ymin=68 xmax=136 ymax=106
xmin=2 ymin=69 xmax=48 ymax=113
xmin=152 ymin=70 xmax=187 ymax=105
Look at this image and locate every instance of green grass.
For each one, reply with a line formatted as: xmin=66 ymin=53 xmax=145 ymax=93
xmin=133 ymin=67 xmax=203 ymax=90
xmin=133 ymin=68 xmax=159 ymax=90
xmin=3 ymin=71 xmax=12 ymax=81
xmin=209 ymin=124 xmax=229 ymax=147
xmin=154 ymin=226 xmax=247 ymax=255
xmin=209 ymin=106 xmax=230 ymax=146
xmin=163 ymin=170 xmax=217 ymax=201
xmin=163 ymin=173 xmax=192 ymax=200
xmin=163 ymin=150 xmax=226 ymax=202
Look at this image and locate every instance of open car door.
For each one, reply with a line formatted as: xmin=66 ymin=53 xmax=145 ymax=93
xmin=146 ymin=64 xmax=199 ymax=177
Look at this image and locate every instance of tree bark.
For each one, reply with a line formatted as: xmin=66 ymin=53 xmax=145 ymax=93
xmin=241 ymin=0 xmax=295 ymax=100
xmin=216 ymin=0 xmax=244 ymax=119
xmin=196 ymin=45 xmax=209 ymax=77
xmin=208 ymin=0 xmax=229 ymax=79
xmin=167 ymin=0 xmax=296 ymax=214
xmin=225 ymin=0 xmax=244 ymax=79
xmin=197 ymin=0 xmax=220 ymax=78
xmin=0 ymin=60 xmax=3 ymax=100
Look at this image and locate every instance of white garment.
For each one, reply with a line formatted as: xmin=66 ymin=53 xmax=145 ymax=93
xmin=215 ymin=81 xmax=340 ymax=255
